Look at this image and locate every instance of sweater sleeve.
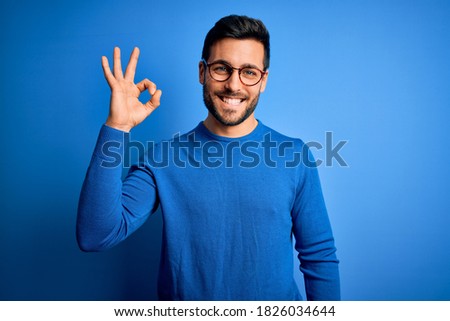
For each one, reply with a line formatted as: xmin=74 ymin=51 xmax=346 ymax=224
xmin=76 ymin=125 xmax=159 ymax=252
xmin=291 ymin=143 xmax=340 ymax=300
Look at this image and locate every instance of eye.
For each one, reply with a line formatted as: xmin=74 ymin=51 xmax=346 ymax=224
xmin=211 ymin=64 xmax=230 ymax=75
xmin=241 ymin=68 xmax=259 ymax=78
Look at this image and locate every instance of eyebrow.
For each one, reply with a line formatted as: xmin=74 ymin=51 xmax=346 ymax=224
xmin=209 ymin=59 xmax=263 ymax=71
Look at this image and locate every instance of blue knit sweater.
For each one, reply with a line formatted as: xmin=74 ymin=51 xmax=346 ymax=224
xmin=77 ymin=121 xmax=340 ymax=300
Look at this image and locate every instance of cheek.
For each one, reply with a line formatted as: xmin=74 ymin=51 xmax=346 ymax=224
xmin=204 ymin=82 xmax=219 ymax=100
xmin=206 ymin=82 xmax=224 ymax=96
xmin=249 ymin=87 xmax=262 ymax=98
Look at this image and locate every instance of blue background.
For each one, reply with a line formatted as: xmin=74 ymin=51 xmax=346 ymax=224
xmin=1 ymin=0 xmax=449 ymax=300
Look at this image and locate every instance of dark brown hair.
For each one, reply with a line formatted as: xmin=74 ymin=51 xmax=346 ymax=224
xmin=201 ymin=15 xmax=270 ymax=70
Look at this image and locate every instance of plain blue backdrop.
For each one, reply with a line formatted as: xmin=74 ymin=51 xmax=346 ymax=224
xmin=1 ymin=0 xmax=449 ymax=300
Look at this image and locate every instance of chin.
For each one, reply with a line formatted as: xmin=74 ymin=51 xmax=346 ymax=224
xmin=213 ymin=105 xmax=256 ymax=127
xmin=203 ymin=85 xmax=259 ymax=127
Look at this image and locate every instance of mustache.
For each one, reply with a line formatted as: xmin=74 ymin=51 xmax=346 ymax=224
xmin=215 ymin=89 xmax=248 ymax=99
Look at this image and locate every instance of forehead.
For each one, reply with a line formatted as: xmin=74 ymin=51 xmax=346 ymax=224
xmin=209 ymin=38 xmax=265 ymax=68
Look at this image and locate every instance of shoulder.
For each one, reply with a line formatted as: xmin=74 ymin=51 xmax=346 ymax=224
xmin=259 ymin=122 xmax=322 ymax=169
xmin=259 ymin=122 xmax=306 ymax=150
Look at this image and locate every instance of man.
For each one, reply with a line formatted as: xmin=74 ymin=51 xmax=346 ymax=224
xmin=77 ymin=15 xmax=340 ymax=300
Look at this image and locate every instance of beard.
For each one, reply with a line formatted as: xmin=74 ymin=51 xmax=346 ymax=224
xmin=203 ymin=83 xmax=260 ymax=127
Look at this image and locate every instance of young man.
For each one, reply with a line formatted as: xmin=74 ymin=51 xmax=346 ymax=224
xmin=77 ymin=15 xmax=340 ymax=300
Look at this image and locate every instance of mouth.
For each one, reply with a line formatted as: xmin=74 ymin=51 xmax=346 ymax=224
xmin=219 ymin=95 xmax=246 ymax=106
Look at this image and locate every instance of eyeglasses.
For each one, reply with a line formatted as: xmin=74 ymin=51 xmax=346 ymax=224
xmin=202 ymin=59 xmax=267 ymax=86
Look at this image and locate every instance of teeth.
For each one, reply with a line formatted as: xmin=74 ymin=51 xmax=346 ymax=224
xmin=223 ymin=97 xmax=243 ymax=106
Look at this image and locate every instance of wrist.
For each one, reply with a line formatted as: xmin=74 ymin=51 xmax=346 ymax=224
xmin=104 ymin=121 xmax=132 ymax=133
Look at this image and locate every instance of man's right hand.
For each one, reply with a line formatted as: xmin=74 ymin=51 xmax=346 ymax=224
xmin=102 ymin=47 xmax=162 ymax=132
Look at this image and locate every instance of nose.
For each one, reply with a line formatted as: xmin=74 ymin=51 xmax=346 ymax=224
xmin=224 ymin=69 xmax=242 ymax=92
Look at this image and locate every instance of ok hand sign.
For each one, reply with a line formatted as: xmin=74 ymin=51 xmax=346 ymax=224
xmin=102 ymin=47 xmax=162 ymax=132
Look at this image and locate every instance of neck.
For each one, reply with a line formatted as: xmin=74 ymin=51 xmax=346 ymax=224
xmin=203 ymin=114 xmax=258 ymax=138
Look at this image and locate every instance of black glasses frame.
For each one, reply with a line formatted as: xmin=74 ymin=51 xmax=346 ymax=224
xmin=202 ymin=59 xmax=267 ymax=86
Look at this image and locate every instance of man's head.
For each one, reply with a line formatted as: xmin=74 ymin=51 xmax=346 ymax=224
xmin=199 ymin=15 xmax=270 ymax=129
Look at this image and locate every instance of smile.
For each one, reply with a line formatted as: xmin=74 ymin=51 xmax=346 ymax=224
xmin=219 ymin=96 xmax=246 ymax=106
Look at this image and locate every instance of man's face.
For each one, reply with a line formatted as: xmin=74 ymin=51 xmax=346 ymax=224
xmin=199 ymin=38 xmax=268 ymax=127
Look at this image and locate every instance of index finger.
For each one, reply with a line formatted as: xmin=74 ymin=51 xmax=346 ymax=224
xmin=124 ymin=47 xmax=140 ymax=82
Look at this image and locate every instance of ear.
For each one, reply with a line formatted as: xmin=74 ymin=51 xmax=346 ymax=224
xmin=199 ymin=61 xmax=205 ymax=85
xmin=259 ymin=70 xmax=269 ymax=93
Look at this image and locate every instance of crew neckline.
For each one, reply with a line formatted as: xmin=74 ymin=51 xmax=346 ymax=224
xmin=196 ymin=120 xmax=265 ymax=142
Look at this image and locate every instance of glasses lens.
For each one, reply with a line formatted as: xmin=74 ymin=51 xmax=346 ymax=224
xmin=240 ymin=68 xmax=261 ymax=86
xmin=209 ymin=63 xmax=232 ymax=81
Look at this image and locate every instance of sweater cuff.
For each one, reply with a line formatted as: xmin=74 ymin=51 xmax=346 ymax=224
xmin=92 ymin=124 xmax=129 ymax=161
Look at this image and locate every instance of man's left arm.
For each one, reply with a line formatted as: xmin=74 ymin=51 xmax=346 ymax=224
xmin=291 ymin=144 xmax=340 ymax=301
